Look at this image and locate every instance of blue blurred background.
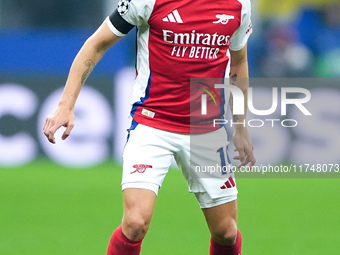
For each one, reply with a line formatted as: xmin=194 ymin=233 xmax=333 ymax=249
xmin=1 ymin=0 xmax=340 ymax=77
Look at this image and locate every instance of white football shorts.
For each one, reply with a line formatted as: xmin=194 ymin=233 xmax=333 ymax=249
xmin=122 ymin=123 xmax=237 ymax=208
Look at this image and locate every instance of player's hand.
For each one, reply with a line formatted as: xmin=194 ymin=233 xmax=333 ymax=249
xmin=43 ymin=106 xmax=75 ymax=144
xmin=232 ymin=127 xmax=256 ymax=168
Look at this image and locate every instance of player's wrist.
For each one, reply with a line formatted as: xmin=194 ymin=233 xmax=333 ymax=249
xmin=233 ymin=125 xmax=248 ymax=132
xmin=58 ymin=99 xmax=75 ymax=111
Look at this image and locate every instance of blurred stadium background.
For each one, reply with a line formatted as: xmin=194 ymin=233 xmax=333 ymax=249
xmin=0 ymin=0 xmax=339 ymax=254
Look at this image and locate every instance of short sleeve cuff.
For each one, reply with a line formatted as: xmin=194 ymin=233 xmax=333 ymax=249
xmin=229 ymin=28 xmax=252 ymax=51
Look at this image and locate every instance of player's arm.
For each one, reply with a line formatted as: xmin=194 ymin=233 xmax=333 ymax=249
xmin=229 ymin=44 xmax=256 ymax=168
xmin=43 ymin=21 xmax=121 ymax=144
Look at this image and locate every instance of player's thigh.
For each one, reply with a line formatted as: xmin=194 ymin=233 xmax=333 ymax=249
xmin=121 ymin=188 xmax=157 ymax=240
xmin=123 ymin=188 xmax=157 ymax=221
xmin=202 ymin=199 xmax=237 ymax=231
xmin=122 ymin=188 xmax=157 ymax=226
xmin=121 ymin=124 xmax=176 ymax=239
xmin=202 ymin=200 xmax=238 ymax=242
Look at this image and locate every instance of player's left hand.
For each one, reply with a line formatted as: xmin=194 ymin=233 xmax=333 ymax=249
xmin=232 ymin=127 xmax=256 ymax=168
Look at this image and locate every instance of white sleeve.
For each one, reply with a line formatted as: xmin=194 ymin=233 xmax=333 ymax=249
xmin=106 ymin=0 xmax=155 ymax=37
xmin=120 ymin=0 xmax=155 ymax=27
xmin=229 ymin=0 xmax=253 ymax=51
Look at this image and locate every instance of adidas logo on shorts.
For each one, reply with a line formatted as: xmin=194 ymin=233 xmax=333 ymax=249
xmin=220 ymin=177 xmax=235 ymax=189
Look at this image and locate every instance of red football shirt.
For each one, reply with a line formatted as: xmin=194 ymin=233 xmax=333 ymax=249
xmin=106 ymin=0 xmax=252 ymax=133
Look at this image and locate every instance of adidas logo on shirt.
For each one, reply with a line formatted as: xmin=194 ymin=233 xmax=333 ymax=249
xmin=162 ymin=9 xmax=183 ymax=23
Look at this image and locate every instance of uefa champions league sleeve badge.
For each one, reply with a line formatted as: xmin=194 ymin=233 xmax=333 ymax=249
xmin=117 ymin=0 xmax=130 ymax=16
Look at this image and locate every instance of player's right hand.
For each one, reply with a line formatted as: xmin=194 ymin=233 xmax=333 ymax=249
xmin=43 ymin=107 xmax=75 ymax=144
